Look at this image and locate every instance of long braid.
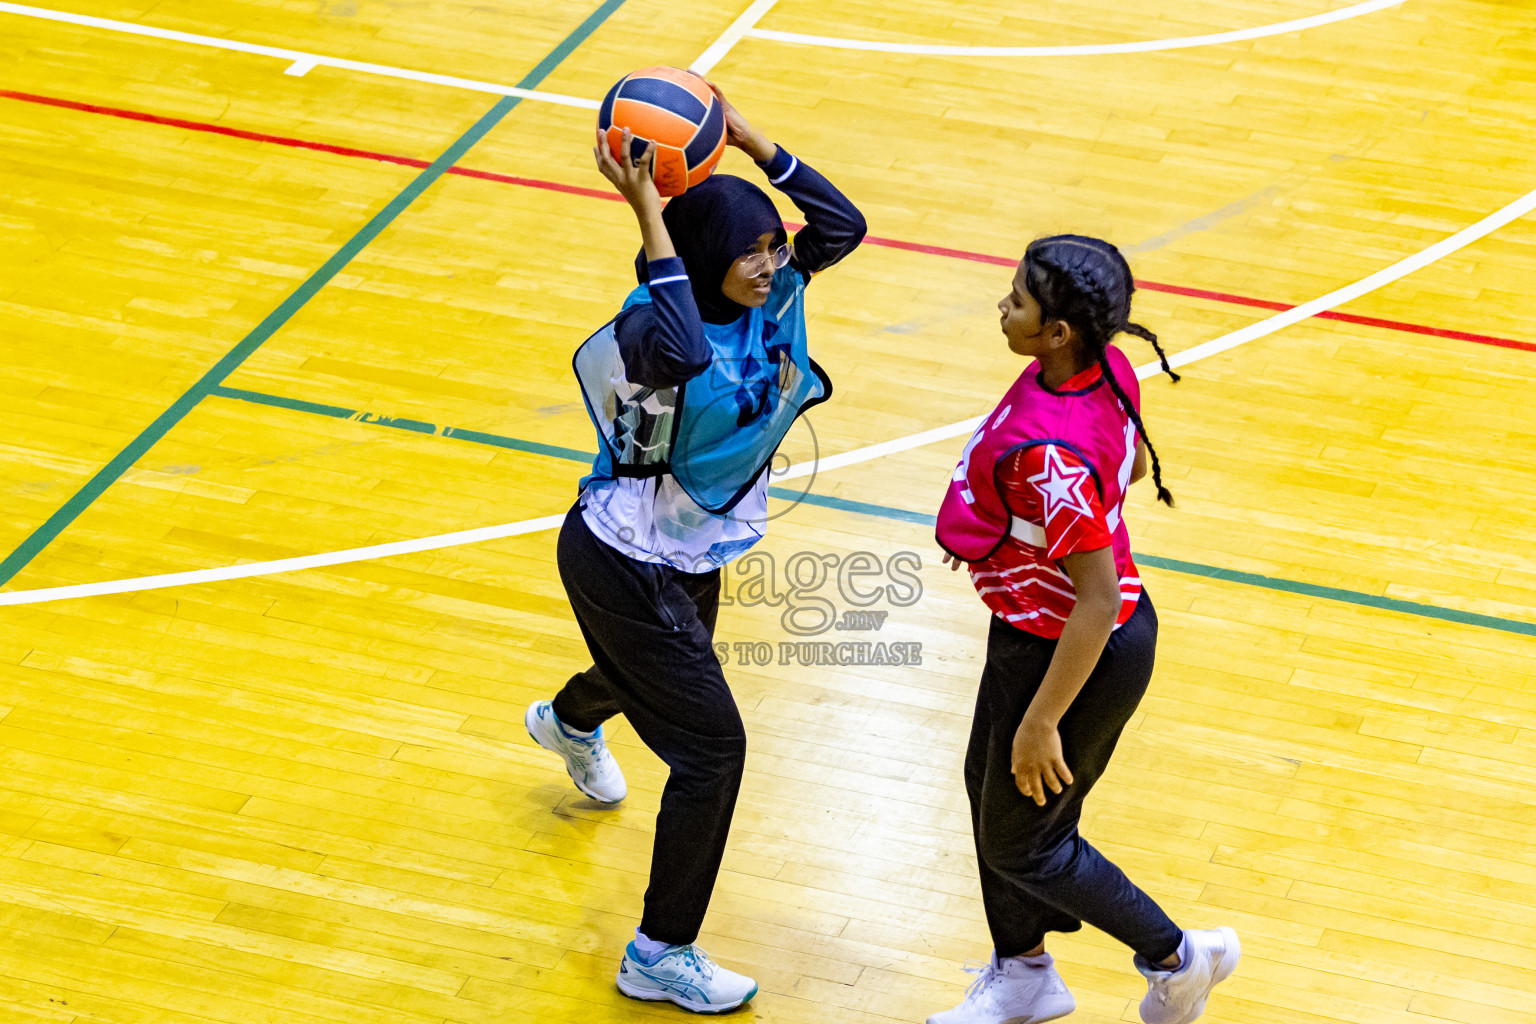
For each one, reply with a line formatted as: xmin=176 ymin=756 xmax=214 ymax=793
xmin=1123 ymin=322 xmax=1180 ymax=382
xmin=1070 ymin=263 xmax=1175 ymax=505
xmin=1097 ymin=349 xmax=1175 ymax=506
xmin=1024 ymin=235 xmax=1177 ymax=506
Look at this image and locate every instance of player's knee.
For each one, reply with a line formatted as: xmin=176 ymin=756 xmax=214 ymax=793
xmin=978 ymin=824 xmax=1070 ymax=883
xmin=976 ymin=829 xmax=1020 ymax=875
xmin=711 ymin=725 xmax=747 ymax=777
xmin=672 ymin=724 xmax=745 ymax=790
xmin=963 ymin=761 xmax=986 ymax=803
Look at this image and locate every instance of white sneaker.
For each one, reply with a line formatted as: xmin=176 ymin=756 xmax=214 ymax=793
xmin=524 ymin=700 xmax=627 ymax=803
xmin=1136 ymin=928 xmax=1241 ymax=1024
xmin=927 ymin=951 xmax=1076 ymax=1024
xmin=616 ymin=941 xmax=758 ymax=1013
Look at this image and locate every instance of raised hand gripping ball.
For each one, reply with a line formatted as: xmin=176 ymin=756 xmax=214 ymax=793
xmin=598 ymin=66 xmax=727 ymax=197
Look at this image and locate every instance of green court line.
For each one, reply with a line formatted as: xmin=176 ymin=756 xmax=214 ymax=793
xmin=206 ymin=383 xmax=1536 ymax=639
xmin=0 ymin=0 xmax=628 ymax=589
xmin=1133 ymin=554 xmax=1536 ymax=638
xmin=777 ymin=491 xmax=936 ymax=525
xmin=207 ymin=385 xmax=919 ymax=518
xmin=211 ymin=385 xmax=596 ymax=463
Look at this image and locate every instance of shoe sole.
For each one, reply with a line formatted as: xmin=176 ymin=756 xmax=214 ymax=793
xmin=616 ymin=973 xmax=758 ymax=1013
xmin=925 ymin=997 xmax=1074 ymax=1024
xmin=1030 ymin=999 xmax=1077 ymax=1024
xmin=524 ymin=704 xmax=624 ymax=805
xmin=1171 ymin=927 xmax=1241 ymax=1024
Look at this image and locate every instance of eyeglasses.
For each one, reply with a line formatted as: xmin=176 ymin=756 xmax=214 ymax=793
xmin=736 ymin=243 xmax=793 ymax=276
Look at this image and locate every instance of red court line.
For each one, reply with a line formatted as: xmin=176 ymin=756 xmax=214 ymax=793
xmin=0 ymin=90 xmax=622 ymax=202
xmin=5 ymin=88 xmax=1533 ymax=356
xmin=840 ymin=228 xmax=1536 ymax=354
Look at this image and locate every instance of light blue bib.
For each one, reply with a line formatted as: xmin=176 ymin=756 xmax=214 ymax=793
xmin=574 ymin=266 xmax=830 ymax=514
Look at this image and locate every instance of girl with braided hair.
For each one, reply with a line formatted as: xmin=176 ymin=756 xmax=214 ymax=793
xmin=929 ymin=236 xmax=1238 ymax=1024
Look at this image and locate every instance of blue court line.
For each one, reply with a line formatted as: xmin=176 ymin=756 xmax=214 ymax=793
xmin=205 ymin=383 xmax=1536 ymax=640
xmin=0 ymin=0 xmax=628 ymax=589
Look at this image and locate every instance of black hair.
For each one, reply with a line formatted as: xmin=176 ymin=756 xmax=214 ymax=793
xmin=1022 ymin=234 xmax=1179 ymax=506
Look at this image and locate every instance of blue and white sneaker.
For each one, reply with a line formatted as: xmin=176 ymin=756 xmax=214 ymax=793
xmin=616 ymin=941 xmax=758 ymax=1013
xmin=524 ymin=700 xmax=627 ymax=804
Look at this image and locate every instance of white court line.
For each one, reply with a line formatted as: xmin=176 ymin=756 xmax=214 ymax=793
xmin=0 ymin=2 xmax=600 ymax=108
xmin=782 ymin=183 xmax=1536 ymax=472
xmin=0 ymin=516 xmax=568 ymax=607
xmin=747 ymin=0 xmax=1405 ymax=57
xmin=691 ymin=0 xmax=782 ymax=74
xmin=774 ymin=346 xmax=1198 ymax=479
xmin=3 ymin=194 xmax=1532 ymax=608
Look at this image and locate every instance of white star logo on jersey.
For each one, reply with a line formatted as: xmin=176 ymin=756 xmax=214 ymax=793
xmin=1027 ymin=444 xmax=1096 ymax=525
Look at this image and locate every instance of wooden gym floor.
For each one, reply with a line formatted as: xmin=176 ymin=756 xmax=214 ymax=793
xmin=1 ymin=0 xmax=1534 ymax=1021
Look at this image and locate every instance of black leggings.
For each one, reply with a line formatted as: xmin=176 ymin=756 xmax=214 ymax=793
xmin=550 ymin=504 xmax=743 ymax=946
xmin=966 ymin=591 xmax=1183 ymax=962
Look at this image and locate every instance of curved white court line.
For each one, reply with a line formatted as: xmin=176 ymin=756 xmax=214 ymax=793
xmin=0 ymin=2 xmax=600 ymax=109
xmin=785 ymin=183 xmax=1536 ymax=470
xmin=748 ymin=0 xmax=1405 ymax=57
xmin=3 ymin=187 xmax=1532 ymax=607
xmin=692 ymin=0 xmax=783 ymax=75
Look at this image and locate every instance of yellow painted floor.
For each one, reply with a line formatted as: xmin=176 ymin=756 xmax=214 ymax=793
xmin=1 ymin=0 xmax=1534 ymax=1022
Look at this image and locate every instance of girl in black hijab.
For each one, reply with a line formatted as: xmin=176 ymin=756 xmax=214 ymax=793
xmin=633 ymin=172 xmax=788 ymax=324
xmin=524 ymin=80 xmax=865 ymax=1014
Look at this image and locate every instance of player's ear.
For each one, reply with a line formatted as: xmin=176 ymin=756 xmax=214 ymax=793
xmin=1045 ymin=318 xmax=1075 ymax=352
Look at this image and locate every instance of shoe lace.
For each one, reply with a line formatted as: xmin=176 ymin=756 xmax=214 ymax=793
xmin=681 ymin=945 xmax=716 ymax=980
xmin=581 ymin=744 xmax=619 ymax=781
xmin=563 ymin=731 xmax=604 ymax=771
xmin=961 ymin=959 xmax=1001 ymax=1003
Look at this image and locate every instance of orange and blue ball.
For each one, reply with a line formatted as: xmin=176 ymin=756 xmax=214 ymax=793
xmin=598 ymin=66 xmax=727 ymax=198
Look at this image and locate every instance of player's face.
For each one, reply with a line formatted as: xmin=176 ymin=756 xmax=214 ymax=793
xmin=1000 ymin=263 xmax=1052 ymax=356
xmin=721 ymin=231 xmax=780 ymax=308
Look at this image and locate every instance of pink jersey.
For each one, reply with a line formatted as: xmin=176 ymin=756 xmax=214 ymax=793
xmin=936 ymin=346 xmax=1142 ymax=638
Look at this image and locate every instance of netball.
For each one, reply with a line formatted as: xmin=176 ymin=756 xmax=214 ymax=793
xmin=598 ymin=65 xmax=727 ymax=196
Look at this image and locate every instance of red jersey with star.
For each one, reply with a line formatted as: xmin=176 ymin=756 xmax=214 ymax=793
xmin=955 ymin=359 xmax=1143 ymax=638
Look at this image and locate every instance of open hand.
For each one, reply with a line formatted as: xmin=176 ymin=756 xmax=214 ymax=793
xmin=594 ymin=126 xmax=661 ymax=212
xmin=1011 ymin=716 xmax=1074 ymax=807
xmin=942 ymin=552 xmax=966 ymax=572
xmin=692 ymin=74 xmax=777 ymax=164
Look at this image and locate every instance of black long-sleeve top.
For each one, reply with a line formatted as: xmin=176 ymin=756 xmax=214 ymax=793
xmin=615 ymin=146 xmax=867 ymax=389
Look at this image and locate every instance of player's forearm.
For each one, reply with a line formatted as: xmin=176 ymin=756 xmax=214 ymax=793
xmin=633 ymin=200 xmax=676 ymax=262
xmin=758 ymin=148 xmax=867 ymax=274
xmin=1025 ymin=593 xmax=1118 ymax=727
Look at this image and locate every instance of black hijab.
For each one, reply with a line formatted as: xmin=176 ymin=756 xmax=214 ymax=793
xmin=634 ymin=174 xmax=787 ymax=325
